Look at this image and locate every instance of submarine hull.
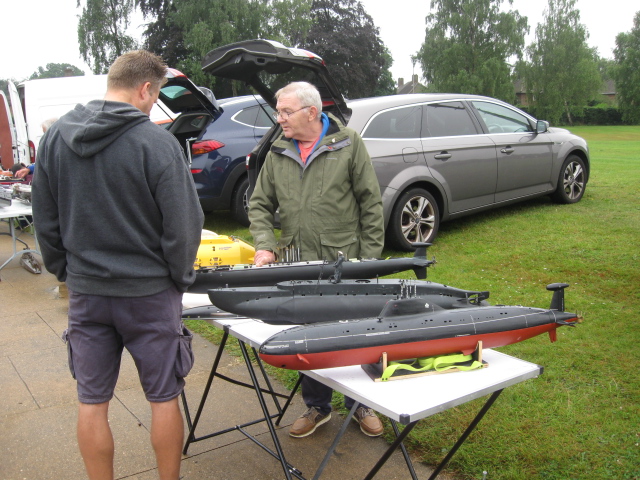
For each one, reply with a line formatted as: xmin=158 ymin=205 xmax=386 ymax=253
xmin=259 ymin=304 xmax=578 ymax=370
xmin=189 ymin=256 xmax=433 ymax=293
xmin=208 ymin=279 xmax=490 ymax=324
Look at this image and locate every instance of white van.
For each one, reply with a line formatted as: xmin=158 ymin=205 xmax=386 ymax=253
xmin=9 ymin=75 xmax=175 ymax=162
xmin=7 ymin=82 xmax=31 ymax=164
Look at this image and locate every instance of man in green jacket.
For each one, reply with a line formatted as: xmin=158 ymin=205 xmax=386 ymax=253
xmin=249 ymin=81 xmax=385 ymax=438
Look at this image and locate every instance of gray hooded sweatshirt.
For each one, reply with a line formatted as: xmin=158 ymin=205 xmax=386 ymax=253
xmin=32 ymin=100 xmax=204 ymax=296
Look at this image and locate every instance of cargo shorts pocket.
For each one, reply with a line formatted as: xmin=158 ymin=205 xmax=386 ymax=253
xmin=175 ymin=324 xmax=195 ymax=378
xmin=61 ymin=329 xmax=76 ymax=379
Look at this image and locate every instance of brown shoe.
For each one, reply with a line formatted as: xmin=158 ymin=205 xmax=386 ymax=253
xmin=353 ymin=407 xmax=384 ymax=437
xmin=289 ymin=407 xmax=331 ymax=438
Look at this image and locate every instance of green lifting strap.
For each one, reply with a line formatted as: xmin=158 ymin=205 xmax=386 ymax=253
xmin=381 ymin=353 xmax=483 ymax=381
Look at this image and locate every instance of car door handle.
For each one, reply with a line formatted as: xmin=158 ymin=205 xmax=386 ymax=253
xmin=434 ymin=152 xmax=452 ymax=160
xmin=500 ymin=147 xmax=515 ymax=154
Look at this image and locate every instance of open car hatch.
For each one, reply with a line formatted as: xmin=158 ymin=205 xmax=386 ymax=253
xmin=201 ymin=39 xmax=350 ymax=125
xmin=160 ymin=69 xmax=222 ymax=120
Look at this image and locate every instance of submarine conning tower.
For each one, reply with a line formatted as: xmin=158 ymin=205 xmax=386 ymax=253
xmin=546 ymin=283 xmax=570 ymax=311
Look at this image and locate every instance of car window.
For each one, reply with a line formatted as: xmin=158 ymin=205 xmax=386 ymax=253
xmin=422 ymin=102 xmax=477 ymax=137
xmin=232 ymin=105 xmax=259 ymax=128
xmin=362 ymin=105 xmax=422 ymax=139
xmin=255 ymin=105 xmax=275 ymax=128
xmin=233 ymin=104 xmax=275 ymax=128
xmin=471 ymin=101 xmax=533 ymax=133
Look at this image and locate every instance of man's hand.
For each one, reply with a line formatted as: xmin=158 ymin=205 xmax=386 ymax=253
xmin=15 ymin=168 xmax=30 ymax=179
xmin=254 ymin=250 xmax=276 ymax=267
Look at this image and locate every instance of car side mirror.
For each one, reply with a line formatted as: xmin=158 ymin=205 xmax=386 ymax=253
xmin=536 ymin=120 xmax=549 ymax=134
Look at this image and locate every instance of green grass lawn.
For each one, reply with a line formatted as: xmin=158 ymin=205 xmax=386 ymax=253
xmin=195 ymin=125 xmax=640 ymax=479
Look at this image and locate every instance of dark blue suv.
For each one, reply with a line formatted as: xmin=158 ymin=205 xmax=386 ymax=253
xmin=159 ymin=71 xmax=274 ymax=226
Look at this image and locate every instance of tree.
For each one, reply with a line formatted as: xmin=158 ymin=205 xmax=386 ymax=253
xmin=138 ymin=0 xmax=189 ymax=69
xmin=374 ymin=47 xmax=396 ymax=97
xmin=520 ymin=0 xmax=601 ymax=124
xmin=163 ymin=0 xmax=268 ymax=94
xmin=0 ymin=79 xmax=11 ymax=98
xmin=29 ymin=64 xmax=85 ymax=80
xmin=77 ymin=0 xmax=139 ymax=74
xmin=263 ymin=0 xmax=314 ymax=45
xmin=137 ymin=0 xmax=392 ymax=98
xmin=297 ymin=0 xmax=391 ymax=99
xmin=613 ymin=11 xmax=640 ymax=124
xmin=416 ymin=0 xmax=528 ymax=102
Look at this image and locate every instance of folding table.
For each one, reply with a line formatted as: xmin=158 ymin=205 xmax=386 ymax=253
xmin=0 ymin=199 xmax=40 ymax=272
xmin=181 ymin=317 xmax=303 ymax=480
xmin=182 ymin=316 xmax=542 ymax=479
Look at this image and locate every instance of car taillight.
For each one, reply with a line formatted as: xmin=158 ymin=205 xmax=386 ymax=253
xmin=29 ymin=141 xmax=36 ymax=163
xmin=190 ymin=169 xmax=203 ymax=174
xmin=191 ymin=140 xmax=224 ymax=156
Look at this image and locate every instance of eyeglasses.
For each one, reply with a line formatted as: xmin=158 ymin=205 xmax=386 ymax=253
xmin=272 ymin=106 xmax=310 ymax=120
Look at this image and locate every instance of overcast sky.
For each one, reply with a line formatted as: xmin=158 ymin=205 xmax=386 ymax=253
xmin=1 ymin=0 xmax=637 ymax=83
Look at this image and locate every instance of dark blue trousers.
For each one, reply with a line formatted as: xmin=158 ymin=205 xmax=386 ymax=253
xmin=301 ymin=374 xmax=369 ymax=415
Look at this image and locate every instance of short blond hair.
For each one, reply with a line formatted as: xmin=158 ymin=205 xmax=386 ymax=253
xmin=107 ymin=50 xmax=167 ymax=91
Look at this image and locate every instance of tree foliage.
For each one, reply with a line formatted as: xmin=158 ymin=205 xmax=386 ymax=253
xmin=296 ymin=0 xmax=393 ymax=99
xmin=374 ymin=47 xmax=396 ymax=97
xmin=139 ymin=0 xmax=189 ymax=70
xmin=416 ymin=0 xmax=528 ymax=102
xmin=0 ymin=79 xmax=11 ymax=98
xmin=29 ymin=64 xmax=85 ymax=80
xmin=136 ymin=0 xmax=392 ymax=99
xmin=519 ymin=0 xmax=601 ymax=124
xmin=77 ymin=0 xmax=139 ymax=74
xmin=263 ymin=0 xmax=314 ymax=45
xmin=613 ymin=11 xmax=640 ymax=124
xmin=161 ymin=0 xmax=268 ymax=94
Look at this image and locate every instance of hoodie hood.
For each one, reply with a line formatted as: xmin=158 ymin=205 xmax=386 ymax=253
xmin=59 ymin=100 xmax=149 ymax=158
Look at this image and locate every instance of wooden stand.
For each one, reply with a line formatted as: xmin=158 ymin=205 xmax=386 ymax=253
xmin=361 ymin=342 xmax=488 ymax=382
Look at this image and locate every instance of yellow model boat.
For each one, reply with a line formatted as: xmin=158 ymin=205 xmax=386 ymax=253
xmin=194 ymin=229 xmax=255 ymax=269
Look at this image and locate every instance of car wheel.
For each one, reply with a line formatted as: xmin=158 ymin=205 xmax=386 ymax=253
xmin=551 ymin=154 xmax=586 ymax=204
xmin=386 ymin=188 xmax=440 ymax=251
xmin=231 ymin=176 xmax=251 ymax=227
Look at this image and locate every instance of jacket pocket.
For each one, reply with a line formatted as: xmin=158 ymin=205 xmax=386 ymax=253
xmin=61 ymin=329 xmax=76 ymax=379
xmin=175 ymin=324 xmax=195 ymax=378
xmin=320 ymin=230 xmax=359 ymax=260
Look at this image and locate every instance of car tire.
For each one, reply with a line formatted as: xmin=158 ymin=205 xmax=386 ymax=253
xmin=231 ymin=176 xmax=251 ymax=227
xmin=386 ymin=188 xmax=440 ymax=251
xmin=551 ymin=154 xmax=587 ymax=204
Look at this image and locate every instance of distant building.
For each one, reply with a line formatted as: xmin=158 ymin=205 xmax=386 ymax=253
xmin=600 ymin=79 xmax=616 ymax=103
xmin=514 ymin=78 xmax=617 ymax=107
xmin=397 ymin=74 xmax=426 ymax=94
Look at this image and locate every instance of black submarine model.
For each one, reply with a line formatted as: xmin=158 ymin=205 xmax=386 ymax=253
xmin=258 ymin=283 xmax=579 ymax=371
xmin=187 ymin=243 xmax=434 ymax=293
xmin=207 ymin=279 xmax=489 ymax=324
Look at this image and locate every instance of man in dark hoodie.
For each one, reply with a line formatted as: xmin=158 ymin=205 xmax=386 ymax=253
xmin=32 ymin=50 xmax=204 ymax=480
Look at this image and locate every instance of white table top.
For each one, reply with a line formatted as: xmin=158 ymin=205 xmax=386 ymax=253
xmin=210 ymin=317 xmax=542 ymax=425
xmin=0 ymin=200 xmax=33 ymax=220
xmin=304 ymin=349 xmax=541 ymax=424
xmin=218 ymin=317 xmax=296 ymax=347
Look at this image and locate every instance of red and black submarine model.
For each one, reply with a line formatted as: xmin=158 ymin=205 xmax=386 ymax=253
xmin=257 ymin=283 xmax=580 ymax=371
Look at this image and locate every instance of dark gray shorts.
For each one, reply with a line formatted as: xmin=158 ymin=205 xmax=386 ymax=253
xmin=64 ymin=285 xmax=194 ymax=404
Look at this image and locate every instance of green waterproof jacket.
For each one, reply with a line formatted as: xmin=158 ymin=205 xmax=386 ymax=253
xmin=249 ymin=113 xmax=384 ymax=262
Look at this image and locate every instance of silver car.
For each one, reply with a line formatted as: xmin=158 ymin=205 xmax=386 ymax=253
xmin=202 ymin=40 xmax=590 ymax=251
xmin=347 ymin=94 xmax=589 ymax=250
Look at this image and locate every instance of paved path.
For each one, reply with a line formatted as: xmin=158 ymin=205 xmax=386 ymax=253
xmin=0 ymin=223 xmax=448 ymax=480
